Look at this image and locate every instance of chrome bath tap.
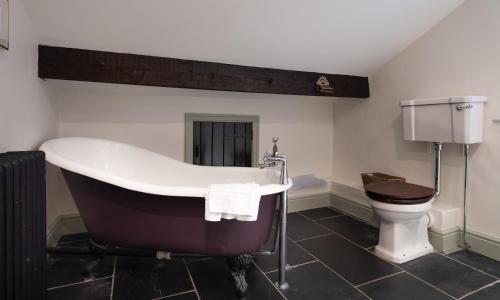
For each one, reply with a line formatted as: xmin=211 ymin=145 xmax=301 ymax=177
xmin=259 ymin=138 xmax=288 ymax=185
xmin=258 ymin=156 xmax=278 ymax=169
xmin=262 ymin=152 xmax=288 ymax=185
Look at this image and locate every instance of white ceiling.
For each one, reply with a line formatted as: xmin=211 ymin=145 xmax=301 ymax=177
xmin=24 ymin=0 xmax=464 ymax=76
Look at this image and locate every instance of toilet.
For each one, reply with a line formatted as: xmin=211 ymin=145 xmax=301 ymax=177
xmin=365 ymin=181 xmax=435 ymax=263
xmin=365 ymin=95 xmax=487 ymax=264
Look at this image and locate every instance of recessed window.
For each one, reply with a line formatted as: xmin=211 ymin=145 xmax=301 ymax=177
xmin=185 ymin=114 xmax=259 ymax=167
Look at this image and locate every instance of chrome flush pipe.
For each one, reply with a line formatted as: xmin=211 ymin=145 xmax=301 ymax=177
xmin=463 ymin=144 xmax=472 ymax=249
xmin=434 ymin=142 xmax=443 ymax=198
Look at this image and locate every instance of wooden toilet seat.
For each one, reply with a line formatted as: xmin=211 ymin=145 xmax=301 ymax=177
xmin=365 ymin=181 xmax=435 ymax=205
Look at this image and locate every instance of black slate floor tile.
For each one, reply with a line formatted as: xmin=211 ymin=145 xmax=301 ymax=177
xmin=48 ymin=230 xmax=500 ymax=300
xmin=187 ymin=258 xmax=284 ymax=300
xmin=254 ymin=238 xmax=315 ymax=273
xmin=46 ymin=253 xmax=114 ymax=288
xmin=47 ymin=277 xmax=112 ymax=300
xmin=287 ymin=213 xmax=330 ymax=241
xmin=298 ymin=234 xmax=400 ymax=285
xmin=162 ymin=291 xmax=199 ymax=300
xmin=448 ymin=250 xmax=500 ymax=278
xmin=183 ymin=256 xmax=213 ymax=264
xmin=299 ymin=207 xmax=343 ymax=220
xmin=113 ymin=256 xmax=193 ymax=300
xmin=317 ymin=215 xmax=379 ymax=248
xmin=401 ymin=253 xmax=497 ymax=298
xmin=268 ymin=262 xmax=368 ymax=300
xmin=463 ymin=281 xmax=500 ymax=300
xmin=359 ymin=272 xmax=453 ymax=300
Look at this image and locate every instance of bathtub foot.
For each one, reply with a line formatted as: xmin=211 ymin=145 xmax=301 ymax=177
xmin=227 ymin=254 xmax=253 ymax=297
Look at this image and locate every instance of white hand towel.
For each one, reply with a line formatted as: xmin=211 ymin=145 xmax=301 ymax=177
xmin=205 ymin=183 xmax=261 ymax=221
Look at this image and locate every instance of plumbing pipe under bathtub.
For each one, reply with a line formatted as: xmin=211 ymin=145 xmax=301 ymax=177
xmin=278 ymin=155 xmax=289 ymax=290
xmin=278 ymin=188 xmax=289 ymax=290
xmin=262 ymin=139 xmax=290 ymax=290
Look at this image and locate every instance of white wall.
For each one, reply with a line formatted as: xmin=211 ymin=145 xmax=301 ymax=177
xmin=23 ymin=0 xmax=464 ymax=76
xmin=333 ymin=0 xmax=500 ymax=240
xmin=0 ymin=1 xmax=59 ymax=224
xmin=55 ymin=82 xmax=334 ymax=216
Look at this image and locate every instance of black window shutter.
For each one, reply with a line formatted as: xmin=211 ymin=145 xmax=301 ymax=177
xmin=194 ymin=121 xmax=253 ymax=167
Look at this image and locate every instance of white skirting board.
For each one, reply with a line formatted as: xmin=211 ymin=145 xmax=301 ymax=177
xmin=46 ymin=214 xmax=87 ymax=247
xmin=457 ymin=229 xmax=500 ymax=261
xmin=288 ymin=193 xmax=332 ymax=213
xmin=46 ymin=188 xmax=499 ymax=261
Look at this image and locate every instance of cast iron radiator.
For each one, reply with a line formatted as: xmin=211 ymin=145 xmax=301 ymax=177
xmin=1 ymin=151 xmax=46 ymax=300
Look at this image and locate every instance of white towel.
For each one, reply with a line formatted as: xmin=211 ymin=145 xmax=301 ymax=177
xmin=205 ymin=183 xmax=261 ymax=221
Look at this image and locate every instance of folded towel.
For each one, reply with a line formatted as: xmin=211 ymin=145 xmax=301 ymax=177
xmin=205 ymin=183 xmax=261 ymax=221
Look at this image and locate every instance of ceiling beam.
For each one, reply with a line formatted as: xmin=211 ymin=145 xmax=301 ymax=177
xmin=38 ymin=45 xmax=369 ymax=98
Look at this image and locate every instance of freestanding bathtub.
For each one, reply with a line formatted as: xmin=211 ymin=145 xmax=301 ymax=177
xmin=41 ymin=137 xmax=292 ymax=256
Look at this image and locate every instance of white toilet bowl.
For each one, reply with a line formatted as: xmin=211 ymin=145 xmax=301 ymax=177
xmin=365 ymin=181 xmax=435 ymax=264
xmin=369 ymin=199 xmax=434 ymax=263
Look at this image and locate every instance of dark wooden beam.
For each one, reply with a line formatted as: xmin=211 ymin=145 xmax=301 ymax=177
xmin=38 ymin=45 xmax=369 ymax=98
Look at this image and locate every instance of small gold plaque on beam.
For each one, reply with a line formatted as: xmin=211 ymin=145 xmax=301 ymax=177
xmin=316 ymin=76 xmax=334 ymax=94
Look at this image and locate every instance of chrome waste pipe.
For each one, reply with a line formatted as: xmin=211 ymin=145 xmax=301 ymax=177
xmin=277 ymin=190 xmax=289 ymax=290
xmin=278 ymin=158 xmax=289 ymax=290
xmin=434 ymin=142 xmax=443 ymax=198
xmin=463 ymin=144 xmax=472 ymax=249
xmin=261 ymin=137 xmax=289 ymax=290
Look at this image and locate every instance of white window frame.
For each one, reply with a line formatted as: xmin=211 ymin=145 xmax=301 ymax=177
xmin=184 ymin=113 xmax=260 ymax=167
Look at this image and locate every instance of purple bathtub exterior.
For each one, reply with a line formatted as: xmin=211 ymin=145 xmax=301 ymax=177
xmin=62 ymin=169 xmax=278 ymax=256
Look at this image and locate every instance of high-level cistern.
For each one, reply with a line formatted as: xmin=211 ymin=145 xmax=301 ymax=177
xmin=401 ymin=95 xmax=487 ymax=251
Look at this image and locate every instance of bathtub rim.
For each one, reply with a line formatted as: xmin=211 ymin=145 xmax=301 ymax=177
xmin=40 ymin=137 xmax=292 ymax=197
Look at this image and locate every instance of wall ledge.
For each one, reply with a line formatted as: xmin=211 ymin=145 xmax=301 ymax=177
xmin=47 ymin=213 xmax=87 ymax=247
xmin=331 ymin=181 xmax=460 ymax=234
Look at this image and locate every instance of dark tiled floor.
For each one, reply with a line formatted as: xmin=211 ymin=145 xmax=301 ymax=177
xmin=166 ymin=291 xmax=200 ymax=300
xmin=188 ymin=258 xmax=284 ymax=299
xmin=359 ymin=272 xmax=453 ymax=300
xmin=46 ymin=253 xmax=114 ymax=288
xmin=286 ymin=213 xmax=330 ymax=241
xmin=448 ymin=250 xmax=500 ymax=278
xmin=113 ymin=256 xmax=193 ymax=300
xmin=48 ymin=277 xmax=112 ymax=300
xmin=317 ymin=215 xmax=379 ymax=248
xmin=463 ymin=282 xmax=500 ymax=300
xmin=298 ymin=207 xmax=344 ymax=220
xmin=47 ymin=208 xmax=500 ymax=300
xmin=254 ymin=238 xmax=315 ymax=273
xmin=268 ymin=262 xmax=368 ymax=300
xmin=298 ymin=234 xmax=401 ymax=285
xmin=401 ymin=253 xmax=497 ymax=298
